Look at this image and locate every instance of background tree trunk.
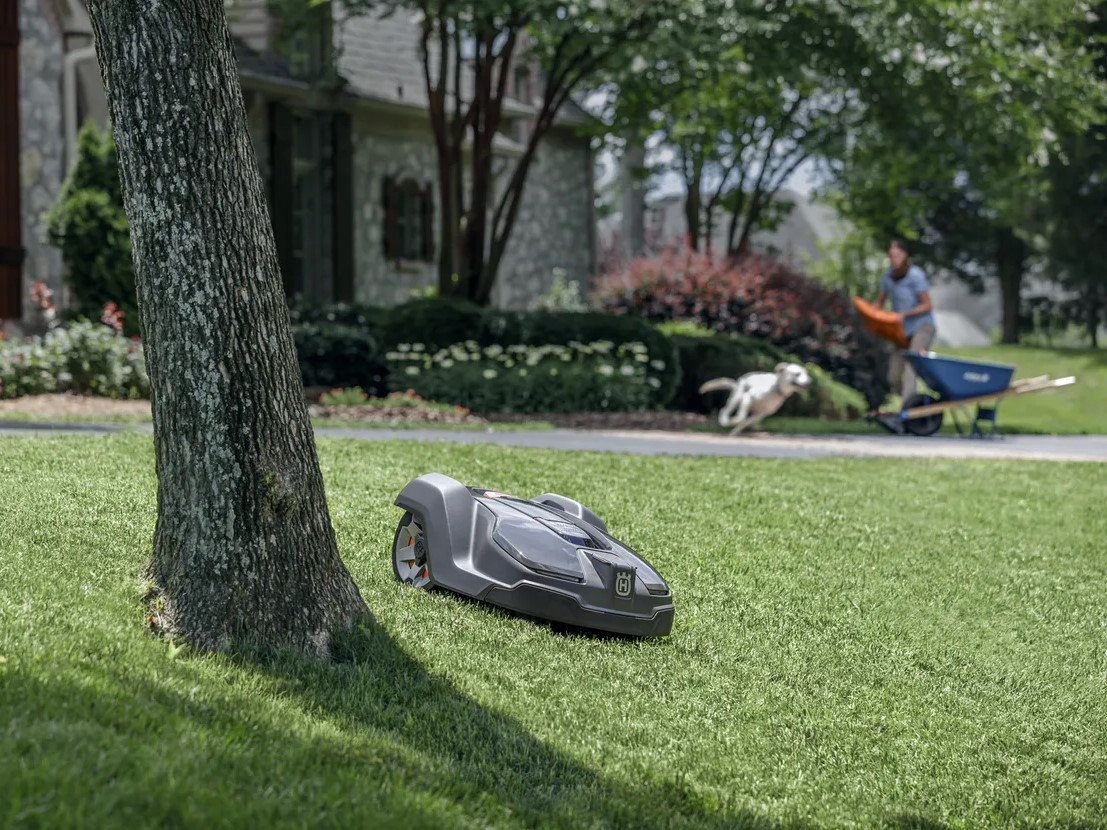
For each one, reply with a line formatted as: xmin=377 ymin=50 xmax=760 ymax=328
xmin=996 ymin=227 xmax=1026 ymax=345
xmin=87 ymin=0 xmax=368 ymax=655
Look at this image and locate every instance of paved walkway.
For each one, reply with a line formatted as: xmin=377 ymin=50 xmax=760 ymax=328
xmin=2 ymin=421 xmax=1106 ymax=463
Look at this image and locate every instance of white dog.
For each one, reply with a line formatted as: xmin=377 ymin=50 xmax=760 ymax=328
xmin=699 ymin=362 xmax=812 ymax=435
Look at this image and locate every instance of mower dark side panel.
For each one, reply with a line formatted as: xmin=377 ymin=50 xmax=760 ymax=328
xmin=483 ymin=584 xmax=674 ymax=637
xmin=533 ymin=493 xmax=609 ymax=533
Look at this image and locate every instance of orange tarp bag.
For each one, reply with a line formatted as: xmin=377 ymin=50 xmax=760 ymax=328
xmin=853 ymin=297 xmax=908 ymax=348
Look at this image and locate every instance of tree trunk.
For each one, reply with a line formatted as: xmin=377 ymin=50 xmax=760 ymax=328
xmin=1091 ymin=311 xmax=1100 ymax=349
xmin=996 ymin=227 xmax=1026 ymax=345
xmin=682 ymin=151 xmax=703 ymax=252
xmin=436 ymin=152 xmax=458 ymax=296
xmin=620 ymin=142 xmax=647 ymax=262
xmin=87 ymin=0 xmax=368 ymax=655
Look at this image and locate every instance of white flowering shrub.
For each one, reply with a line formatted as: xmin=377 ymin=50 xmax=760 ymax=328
xmin=385 ymin=339 xmax=658 ymax=413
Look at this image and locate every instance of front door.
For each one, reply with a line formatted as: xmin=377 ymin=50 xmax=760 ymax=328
xmin=0 ymin=0 xmax=23 ymax=320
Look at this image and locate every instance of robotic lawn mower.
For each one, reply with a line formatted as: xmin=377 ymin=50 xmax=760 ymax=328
xmin=391 ymin=473 xmax=674 ymax=637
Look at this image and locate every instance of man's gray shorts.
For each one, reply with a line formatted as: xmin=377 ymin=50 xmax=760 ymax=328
xmin=889 ymin=323 xmax=936 ymax=404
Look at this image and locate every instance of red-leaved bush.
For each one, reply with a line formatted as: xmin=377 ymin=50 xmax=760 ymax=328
xmin=593 ymin=249 xmax=891 ymax=407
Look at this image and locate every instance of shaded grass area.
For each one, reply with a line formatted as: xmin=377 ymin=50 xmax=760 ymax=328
xmin=2 ymin=436 xmax=1106 ymax=828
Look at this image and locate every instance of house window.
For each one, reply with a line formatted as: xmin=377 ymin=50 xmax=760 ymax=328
xmin=514 ymin=66 xmax=530 ymax=103
xmin=290 ymin=112 xmax=333 ymax=298
xmin=383 ymin=177 xmax=434 ymax=262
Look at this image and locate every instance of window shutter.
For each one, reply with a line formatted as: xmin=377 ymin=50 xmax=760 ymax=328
xmin=382 ymin=176 xmax=399 ymax=260
xmin=332 ymin=111 xmax=354 ymax=301
xmin=421 ymin=183 xmax=435 ymax=262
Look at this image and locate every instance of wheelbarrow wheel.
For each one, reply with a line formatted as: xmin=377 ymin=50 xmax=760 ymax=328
xmin=903 ymin=394 xmax=943 ymax=436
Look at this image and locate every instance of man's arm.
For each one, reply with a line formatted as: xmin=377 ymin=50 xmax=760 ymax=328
xmin=874 ymin=290 xmax=886 ymax=309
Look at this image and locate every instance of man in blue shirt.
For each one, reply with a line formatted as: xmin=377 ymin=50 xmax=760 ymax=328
xmin=874 ymin=239 xmax=936 ymax=411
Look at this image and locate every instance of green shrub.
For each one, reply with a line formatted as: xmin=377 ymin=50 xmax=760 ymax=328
xmin=0 ymin=340 xmax=58 ymax=398
xmin=594 ymin=248 xmax=891 ymax=407
xmin=0 ymin=321 xmax=149 ymax=400
xmin=529 ymin=268 xmax=589 ymax=312
xmin=484 ymin=310 xmax=680 ymax=407
xmin=45 ymin=123 xmax=138 ymax=336
xmin=670 ymin=333 xmax=864 ymax=420
xmin=318 ymin=386 xmax=371 ymax=406
xmin=291 ymin=323 xmax=381 ymax=393
xmin=655 ymin=320 xmax=715 ymax=338
xmin=367 ymin=299 xmax=681 ymax=407
xmin=287 ymin=296 xmax=388 ymax=331
xmin=669 ymin=333 xmax=789 ymax=413
xmin=317 ymin=388 xmax=470 ymax=415
xmin=376 ymin=297 xmax=488 ymax=353
xmin=386 ymin=340 xmax=655 ymax=414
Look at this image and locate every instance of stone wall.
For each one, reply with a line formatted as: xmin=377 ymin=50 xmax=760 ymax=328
xmin=350 ymin=118 xmax=439 ymax=306
xmin=495 ymin=129 xmax=595 ymax=310
xmin=350 ymin=115 xmax=595 ymax=311
xmin=18 ymin=0 xmax=65 ymax=319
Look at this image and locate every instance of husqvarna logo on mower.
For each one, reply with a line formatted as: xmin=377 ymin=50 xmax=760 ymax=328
xmin=614 ymin=569 xmax=634 ymax=599
xmin=963 ymin=372 xmax=990 ymax=383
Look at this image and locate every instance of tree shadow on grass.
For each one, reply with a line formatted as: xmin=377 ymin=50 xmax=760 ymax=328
xmin=2 ymin=615 xmax=802 ymax=829
xmin=247 ymin=614 xmax=786 ymax=828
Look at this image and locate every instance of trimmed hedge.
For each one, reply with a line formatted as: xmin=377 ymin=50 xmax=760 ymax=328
xmin=377 ymin=297 xmax=489 ymax=353
xmin=483 ymin=310 xmax=680 ymax=407
xmin=291 ymin=322 xmax=383 ymax=393
xmin=386 ymin=341 xmax=655 ymax=414
xmin=359 ymin=298 xmax=680 ymax=408
xmin=671 ymin=333 xmax=865 ymax=420
xmin=285 ymin=296 xmax=861 ymax=418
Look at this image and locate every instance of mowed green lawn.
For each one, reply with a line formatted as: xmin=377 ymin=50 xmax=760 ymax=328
xmin=1 ymin=436 xmax=1105 ymax=829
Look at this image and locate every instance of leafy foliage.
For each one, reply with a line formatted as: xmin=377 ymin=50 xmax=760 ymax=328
xmin=0 ymin=321 xmax=149 ymax=400
xmin=1042 ymin=0 xmax=1107 ymax=347
xmin=45 ymin=123 xmax=138 ymax=336
xmin=291 ymin=322 xmax=382 ymax=393
xmin=827 ymin=0 xmax=1107 ymax=343
xmin=593 ymin=249 xmax=890 ymax=407
xmin=606 ymin=0 xmax=869 ymax=255
xmin=297 ymin=0 xmax=691 ymax=304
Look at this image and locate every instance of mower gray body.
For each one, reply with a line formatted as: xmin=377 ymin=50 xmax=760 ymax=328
xmin=394 ymin=473 xmax=674 ymax=637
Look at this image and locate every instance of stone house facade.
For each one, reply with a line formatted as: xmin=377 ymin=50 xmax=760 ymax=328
xmin=1 ymin=0 xmax=596 ymax=328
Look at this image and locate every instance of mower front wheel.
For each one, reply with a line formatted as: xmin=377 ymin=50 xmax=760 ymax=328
xmin=392 ymin=511 xmax=432 ymax=589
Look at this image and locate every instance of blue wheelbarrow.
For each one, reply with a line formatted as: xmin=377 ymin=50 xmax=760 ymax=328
xmin=870 ymin=351 xmax=1076 ymax=437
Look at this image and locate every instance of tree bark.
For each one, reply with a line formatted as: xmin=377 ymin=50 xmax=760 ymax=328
xmin=995 ymin=227 xmax=1026 ymax=345
xmin=682 ymin=149 xmax=703 ymax=252
xmin=620 ymin=142 xmax=647 ymax=262
xmin=87 ymin=0 xmax=368 ymax=655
